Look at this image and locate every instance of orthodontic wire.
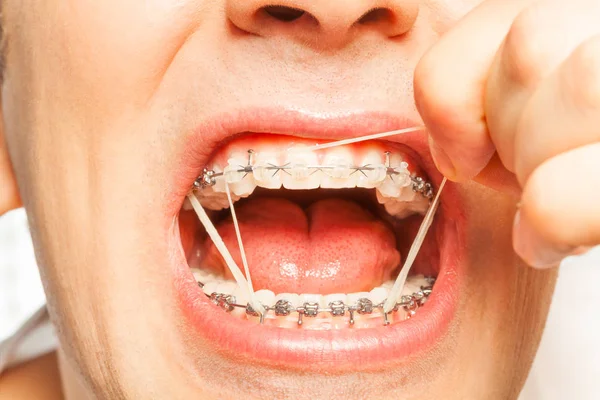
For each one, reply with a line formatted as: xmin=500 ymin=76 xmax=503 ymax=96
xmin=224 ymin=181 xmax=265 ymax=316
xmin=383 ymin=177 xmax=447 ymax=315
xmin=187 ymin=194 xmax=265 ymax=315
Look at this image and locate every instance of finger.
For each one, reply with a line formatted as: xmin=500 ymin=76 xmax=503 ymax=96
xmin=513 ymin=143 xmax=600 ymax=268
xmin=414 ymin=0 xmax=532 ymax=181
xmin=513 ymin=34 xmax=600 ymax=184
xmin=473 ymin=153 xmax=521 ymax=198
xmin=485 ymin=0 xmax=600 ymax=173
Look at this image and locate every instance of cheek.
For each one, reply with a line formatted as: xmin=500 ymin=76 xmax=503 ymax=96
xmin=455 ymin=181 xmax=556 ymax=388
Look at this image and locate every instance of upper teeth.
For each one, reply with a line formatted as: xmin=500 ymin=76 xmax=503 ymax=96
xmin=190 ymin=149 xmax=434 ymax=217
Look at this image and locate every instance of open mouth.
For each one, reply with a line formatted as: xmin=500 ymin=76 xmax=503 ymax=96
xmin=173 ymin=112 xmax=462 ymax=370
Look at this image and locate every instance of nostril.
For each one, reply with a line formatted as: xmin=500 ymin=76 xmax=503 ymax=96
xmin=358 ymin=8 xmax=393 ymax=25
xmin=262 ymin=5 xmax=305 ymax=22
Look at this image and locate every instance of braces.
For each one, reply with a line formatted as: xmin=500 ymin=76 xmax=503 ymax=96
xmin=198 ymin=277 xmax=435 ymax=326
xmin=193 ymin=150 xmax=434 ymax=200
xmin=187 ymin=127 xmax=444 ymax=326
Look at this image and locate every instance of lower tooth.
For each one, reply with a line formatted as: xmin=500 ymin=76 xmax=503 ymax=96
xmin=383 ymin=200 xmax=428 ymax=219
xmin=299 ymin=293 xmax=325 ymax=308
xmin=274 ymin=293 xmax=301 ymax=316
xmin=191 ymin=269 xmax=434 ymax=326
xmin=346 ymin=292 xmax=371 ymax=308
xmin=232 ymin=285 xmax=250 ymax=305
xmin=369 ymin=287 xmax=388 ymax=305
xmin=254 ymin=289 xmax=276 ymax=309
xmin=324 ymin=293 xmax=347 ymax=309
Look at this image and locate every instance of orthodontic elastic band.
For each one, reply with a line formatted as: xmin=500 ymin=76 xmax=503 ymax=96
xmin=193 ymin=150 xmax=435 ymax=200
xmin=198 ymin=277 xmax=435 ymax=326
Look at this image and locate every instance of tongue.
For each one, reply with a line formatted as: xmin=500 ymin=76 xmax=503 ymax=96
xmin=203 ymin=197 xmax=400 ymax=294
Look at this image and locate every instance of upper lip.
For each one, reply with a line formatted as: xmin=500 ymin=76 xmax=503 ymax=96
xmin=171 ymin=106 xmax=461 ymax=371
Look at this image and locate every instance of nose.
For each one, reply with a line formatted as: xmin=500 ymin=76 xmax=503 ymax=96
xmin=227 ymin=0 xmax=419 ymax=49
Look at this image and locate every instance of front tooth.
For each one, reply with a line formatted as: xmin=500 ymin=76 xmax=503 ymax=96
xmin=274 ymin=293 xmax=301 ymax=316
xmin=299 ymin=293 xmax=325 ymax=308
xmin=254 ymin=289 xmax=276 ymax=308
xmin=356 ymin=151 xmax=387 ymax=189
xmin=347 ymin=292 xmax=370 ymax=307
xmin=320 ymin=149 xmax=356 ymax=189
xmin=275 ymin=293 xmax=301 ymax=307
xmin=252 ymin=152 xmax=283 ymax=189
xmin=282 ymin=148 xmax=321 ymax=190
xmin=324 ymin=293 xmax=347 ymax=312
xmin=223 ymin=157 xmax=257 ymax=196
xmin=324 ymin=293 xmax=346 ymax=304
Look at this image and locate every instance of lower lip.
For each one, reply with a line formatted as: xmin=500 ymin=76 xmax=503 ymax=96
xmin=173 ymin=194 xmax=463 ymax=370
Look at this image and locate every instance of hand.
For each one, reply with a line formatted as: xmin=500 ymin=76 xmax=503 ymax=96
xmin=414 ymin=0 xmax=600 ymax=268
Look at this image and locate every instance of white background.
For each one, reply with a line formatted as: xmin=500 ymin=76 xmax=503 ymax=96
xmin=1 ymin=208 xmax=598 ymax=399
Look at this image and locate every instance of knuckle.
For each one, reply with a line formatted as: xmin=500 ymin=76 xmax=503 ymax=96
xmin=504 ymin=5 xmax=551 ymax=85
xmin=564 ymin=36 xmax=600 ymax=110
xmin=414 ymin=53 xmax=446 ymax=113
xmin=414 ymin=52 xmax=470 ymax=130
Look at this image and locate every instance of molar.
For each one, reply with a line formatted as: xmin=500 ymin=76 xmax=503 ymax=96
xmin=197 ymin=185 xmax=234 ymax=211
xmin=383 ymin=199 xmax=429 ymax=219
xmin=202 ymin=281 xmax=220 ymax=296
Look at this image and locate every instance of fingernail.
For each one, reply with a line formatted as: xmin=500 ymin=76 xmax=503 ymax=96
xmin=429 ymin=137 xmax=456 ymax=179
xmin=513 ymin=210 xmax=588 ymax=269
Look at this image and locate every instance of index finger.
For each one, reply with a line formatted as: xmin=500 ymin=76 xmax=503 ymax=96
xmin=414 ymin=0 xmax=531 ymax=181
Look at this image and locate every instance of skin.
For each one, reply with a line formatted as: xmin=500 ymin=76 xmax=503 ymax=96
xmin=0 ymin=0 xmax=597 ymax=398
